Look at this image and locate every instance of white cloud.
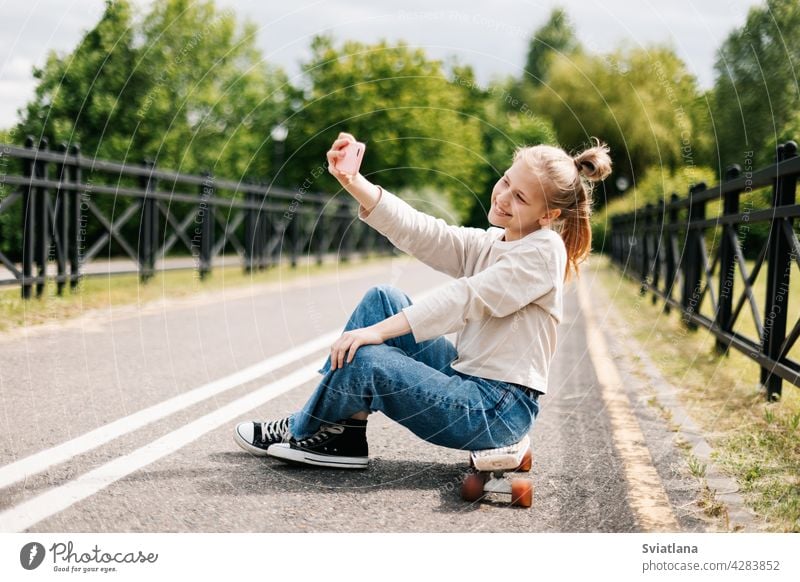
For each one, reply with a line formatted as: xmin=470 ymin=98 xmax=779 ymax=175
xmin=1 ymin=56 xmax=36 ymax=81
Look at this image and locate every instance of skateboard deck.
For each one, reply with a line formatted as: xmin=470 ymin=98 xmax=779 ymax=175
xmin=461 ymin=435 xmax=533 ymax=507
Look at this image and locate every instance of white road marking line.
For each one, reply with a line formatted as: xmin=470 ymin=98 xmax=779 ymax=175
xmin=0 ymin=280 xmax=450 ymax=531
xmin=0 ymin=281 xmax=448 ymax=493
xmin=0 ymin=330 xmax=340 ymax=491
xmin=0 ymin=361 xmax=322 ymax=532
xmin=576 ymin=274 xmax=680 ymax=532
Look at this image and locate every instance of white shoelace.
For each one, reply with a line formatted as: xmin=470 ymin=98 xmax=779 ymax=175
xmin=260 ymin=417 xmax=290 ymax=442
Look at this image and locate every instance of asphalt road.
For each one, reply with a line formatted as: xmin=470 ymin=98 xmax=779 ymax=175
xmin=0 ymin=255 xmax=721 ymax=532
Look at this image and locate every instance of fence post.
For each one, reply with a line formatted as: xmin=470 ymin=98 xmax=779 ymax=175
xmin=625 ymin=213 xmax=635 ymax=270
xmin=252 ymin=182 xmax=262 ymax=271
xmin=609 ymin=215 xmax=616 ymax=263
xmin=365 ymin=219 xmax=376 ymax=258
xmin=35 ymin=138 xmax=49 ymax=297
xmin=288 ymin=194 xmax=299 ymax=268
xmin=716 ymin=164 xmax=742 ymax=355
xmin=621 ymin=214 xmax=628 ymax=265
xmin=69 ymin=144 xmax=81 ymax=289
xmin=316 ymin=205 xmax=326 ymax=266
xmin=258 ymin=184 xmax=268 ymax=270
xmin=55 ymin=143 xmax=69 ymax=296
xmin=664 ymin=193 xmax=679 ymax=315
xmin=21 ymin=136 xmax=36 ymax=299
xmin=244 ymin=188 xmax=254 ymax=273
xmin=138 ymin=159 xmax=157 ymax=282
xmin=199 ymin=172 xmax=214 ymax=280
xmin=150 ymin=165 xmax=158 ymax=273
xmin=652 ymin=200 xmax=664 ymax=305
xmin=640 ymin=202 xmax=653 ymax=296
xmin=760 ymin=140 xmax=798 ymax=400
xmin=339 ymin=198 xmax=353 ymax=263
xmin=681 ymin=183 xmax=706 ymax=331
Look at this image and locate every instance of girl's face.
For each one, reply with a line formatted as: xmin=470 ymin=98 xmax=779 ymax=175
xmin=488 ymin=159 xmax=560 ymax=241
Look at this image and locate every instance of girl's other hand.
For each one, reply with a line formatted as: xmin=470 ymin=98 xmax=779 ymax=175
xmin=329 ymin=326 xmax=384 ymax=371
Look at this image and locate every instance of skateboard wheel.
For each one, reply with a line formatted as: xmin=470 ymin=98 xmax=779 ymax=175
xmin=461 ymin=473 xmax=486 ymax=502
xmin=510 ymin=479 xmax=533 ymax=508
xmin=517 ymin=449 xmax=532 ymax=472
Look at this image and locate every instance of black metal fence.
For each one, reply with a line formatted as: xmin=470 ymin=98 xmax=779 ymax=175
xmin=0 ymin=137 xmax=394 ymax=298
xmin=608 ymin=140 xmax=800 ymax=401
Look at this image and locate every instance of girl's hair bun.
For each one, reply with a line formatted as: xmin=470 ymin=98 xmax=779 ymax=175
xmin=573 ymin=137 xmax=612 ymax=182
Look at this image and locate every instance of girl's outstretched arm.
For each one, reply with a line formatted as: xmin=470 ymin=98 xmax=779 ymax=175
xmin=326 ymin=132 xmax=485 ymax=279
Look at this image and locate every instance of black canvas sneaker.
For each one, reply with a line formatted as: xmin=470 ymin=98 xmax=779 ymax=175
xmin=234 ymin=416 xmax=292 ymax=456
xmin=267 ymin=418 xmax=369 ymax=469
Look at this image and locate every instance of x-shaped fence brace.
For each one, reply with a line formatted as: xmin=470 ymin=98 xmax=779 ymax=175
xmin=0 ymin=139 xmax=393 ymax=296
xmin=609 ymin=140 xmax=800 ymax=400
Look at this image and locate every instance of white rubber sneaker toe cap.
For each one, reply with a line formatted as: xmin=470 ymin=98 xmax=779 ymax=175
xmin=235 ymin=422 xmax=254 ymax=443
xmin=233 ymin=422 xmax=270 ymax=456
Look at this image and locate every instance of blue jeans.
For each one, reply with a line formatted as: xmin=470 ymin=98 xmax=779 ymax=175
xmin=288 ymin=285 xmax=541 ymax=450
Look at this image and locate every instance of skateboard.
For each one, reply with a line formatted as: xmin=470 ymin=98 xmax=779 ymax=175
xmin=460 ymin=435 xmax=533 ymax=507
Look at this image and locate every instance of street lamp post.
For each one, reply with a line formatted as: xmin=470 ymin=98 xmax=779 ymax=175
xmin=270 ymin=122 xmax=289 ymax=176
xmin=270 ymin=122 xmax=290 ymax=267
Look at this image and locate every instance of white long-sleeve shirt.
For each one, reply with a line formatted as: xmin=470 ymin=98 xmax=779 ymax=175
xmin=357 ymin=185 xmax=566 ymax=394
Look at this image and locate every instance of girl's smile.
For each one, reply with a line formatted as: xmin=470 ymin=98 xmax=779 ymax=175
xmin=492 ymin=203 xmax=512 ymax=217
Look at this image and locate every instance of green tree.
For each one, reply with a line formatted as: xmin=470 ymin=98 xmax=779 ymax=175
xmin=523 ymin=7 xmax=579 ymax=86
xmin=7 ymin=0 xmax=293 ymax=262
xmin=533 ymin=44 xmax=711 ymax=201
xmin=508 ymin=8 xmax=580 ymax=120
xmin=711 ymin=0 xmax=800 ymax=169
xmin=15 ymin=0 xmax=146 ymax=155
xmin=285 ymin=35 xmax=556 ymax=225
xmin=14 ymin=0 xmax=292 ymax=179
xmin=286 ymin=34 xmax=486 ymax=223
xmin=134 ymin=0 xmax=293 ymax=178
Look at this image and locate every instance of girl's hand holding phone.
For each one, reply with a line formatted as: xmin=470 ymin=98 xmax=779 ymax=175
xmin=325 ymin=131 xmax=381 ymax=213
xmin=327 ymin=132 xmax=365 ymax=186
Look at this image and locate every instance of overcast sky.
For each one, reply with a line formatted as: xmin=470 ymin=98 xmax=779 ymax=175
xmin=0 ymin=0 xmax=763 ymax=129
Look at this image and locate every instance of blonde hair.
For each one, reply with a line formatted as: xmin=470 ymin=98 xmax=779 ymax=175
xmin=512 ymin=137 xmax=612 ymax=283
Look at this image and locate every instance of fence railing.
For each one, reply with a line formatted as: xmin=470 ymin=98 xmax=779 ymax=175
xmin=0 ymin=137 xmax=394 ymax=298
xmin=608 ymin=140 xmax=800 ymax=401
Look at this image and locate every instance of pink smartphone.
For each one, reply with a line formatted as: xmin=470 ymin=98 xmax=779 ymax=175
xmin=336 ymin=140 xmax=366 ymax=175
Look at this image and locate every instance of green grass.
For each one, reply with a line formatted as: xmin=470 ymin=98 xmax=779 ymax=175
xmin=590 ymin=252 xmax=800 ymax=532
xmin=687 ymin=454 xmax=708 ymax=479
xmin=0 ymin=253 xmax=399 ymax=334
